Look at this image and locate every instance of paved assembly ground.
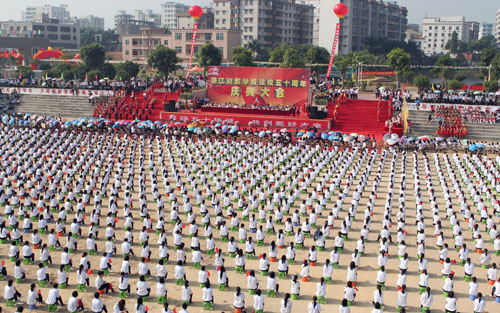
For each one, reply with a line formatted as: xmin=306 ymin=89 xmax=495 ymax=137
xmin=0 ymin=128 xmax=498 ymax=313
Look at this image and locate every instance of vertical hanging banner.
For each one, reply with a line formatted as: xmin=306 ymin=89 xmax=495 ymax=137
xmin=326 ymin=23 xmax=341 ymax=79
xmin=188 ymin=23 xmax=199 ymax=72
xmin=402 ymin=98 xmax=409 ymax=134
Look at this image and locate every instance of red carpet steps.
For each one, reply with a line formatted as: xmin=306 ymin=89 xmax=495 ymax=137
xmin=331 ymin=99 xmax=390 ymax=139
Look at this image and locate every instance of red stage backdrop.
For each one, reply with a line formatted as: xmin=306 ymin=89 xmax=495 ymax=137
xmin=206 ymin=66 xmax=310 ymax=107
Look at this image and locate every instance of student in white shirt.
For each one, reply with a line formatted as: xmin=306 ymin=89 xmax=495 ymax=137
xmin=444 ymin=291 xmax=457 ymax=313
xmin=181 ymin=280 xmax=193 ymax=304
xmin=157 ymin=277 xmax=167 ymax=298
xmin=67 ymin=291 xmax=85 ymax=313
xmin=371 ymin=302 xmax=383 ymax=313
xmin=46 ymin=283 xmax=64 ymax=306
xmin=338 ymin=299 xmax=350 ymax=313
xmin=308 ymin=295 xmax=321 ymax=313
xmin=253 ymin=289 xmax=264 ymax=313
xmin=113 ymin=299 xmax=127 ymax=313
xmin=4 ymin=279 xmax=21 ymax=302
xmin=473 ymin=292 xmax=486 ymax=313
xmin=91 ymin=292 xmax=107 ymax=313
xmin=420 ymin=287 xmax=433 ymax=311
xmin=233 ymin=287 xmax=245 ymax=311
xmin=135 ymin=296 xmax=146 ymax=313
xmin=202 ymin=280 xmax=214 ymax=304
xmin=280 ymin=293 xmax=292 ymax=313
xmin=136 ymin=275 xmax=150 ymax=297
xmin=27 ymin=283 xmax=43 ymax=309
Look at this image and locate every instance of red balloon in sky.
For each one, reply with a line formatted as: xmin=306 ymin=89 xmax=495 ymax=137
xmin=189 ymin=5 xmax=203 ymax=19
xmin=333 ymin=3 xmax=349 ymax=18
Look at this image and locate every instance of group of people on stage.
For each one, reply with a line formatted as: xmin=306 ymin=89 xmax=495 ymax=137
xmin=434 ymin=107 xmax=468 ymax=138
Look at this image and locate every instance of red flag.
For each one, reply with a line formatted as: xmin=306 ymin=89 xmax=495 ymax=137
xmin=18 ymin=71 xmax=22 ymax=80
xmin=95 ymin=74 xmax=98 ymax=81
xmin=84 ymin=74 xmax=88 ymax=82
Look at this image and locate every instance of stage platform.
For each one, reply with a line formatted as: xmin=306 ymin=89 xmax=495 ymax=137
xmin=159 ymin=110 xmax=333 ymax=129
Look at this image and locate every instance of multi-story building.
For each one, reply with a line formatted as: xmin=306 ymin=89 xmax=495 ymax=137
xmin=405 ymin=28 xmax=423 ymax=49
xmin=317 ymin=0 xmax=407 ymax=55
xmin=115 ymin=10 xmax=162 ymax=37
xmin=176 ymin=9 xmax=214 ymax=30
xmin=121 ymin=27 xmax=241 ymax=63
xmin=213 ymin=0 xmax=314 ymax=48
xmin=421 ymin=17 xmax=479 ymax=56
xmin=161 ymin=2 xmax=190 ymax=30
xmin=479 ymin=22 xmax=494 ymax=39
xmin=1 ymin=16 xmax=80 ymax=49
xmin=76 ymin=15 xmax=105 ymax=31
xmin=496 ymin=9 xmax=500 ymax=44
xmin=22 ymin=4 xmax=71 ymax=23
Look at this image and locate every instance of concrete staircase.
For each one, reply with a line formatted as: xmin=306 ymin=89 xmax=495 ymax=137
xmin=11 ymin=95 xmax=94 ymax=118
xmin=406 ymin=110 xmax=436 ymax=137
xmin=407 ymin=109 xmax=500 ymax=140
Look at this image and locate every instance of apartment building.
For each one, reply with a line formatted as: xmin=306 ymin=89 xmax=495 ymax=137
xmin=317 ymin=0 xmax=407 ymax=55
xmin=421 ymin=16 xmax=479 ymax=56
xmin=496 ymin=9 xmax=500 ymax=44
xmin=161 ymin=2 xmax=190 ymax=29
xmin=122 ymin=27 xmax=241 ymax=63
xmin=22 ymin=4 xmax=71 ymax=23
xmin=115 ymin=10 xmax=162 ymax=37
xmin=76 ymin=15 xmax=105 ymax=31
xmin=213 ymin=0 xmax=314 ymax=48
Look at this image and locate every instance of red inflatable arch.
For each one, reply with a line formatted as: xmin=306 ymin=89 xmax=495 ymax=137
xmin=33 ymin=47 xmax=65 ymax=60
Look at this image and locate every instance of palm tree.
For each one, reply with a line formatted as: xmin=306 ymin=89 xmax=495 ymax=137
xmin=246 ymin=39 xmax=261 ymax=58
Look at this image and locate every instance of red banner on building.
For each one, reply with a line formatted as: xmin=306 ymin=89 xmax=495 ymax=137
xmin=206 ymin=66 xmax=310 ymax=107
xmin=362 ymin=71 xmax=396 ymax=76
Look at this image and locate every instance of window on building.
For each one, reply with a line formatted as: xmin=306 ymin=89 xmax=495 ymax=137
xmin=61 ymin=34 xmax=71 ymax=40
xmin=60 ymin=26 xmax=71 ymax=32
xmin=125 ymin=50 xmax=130 ymax=55
xmin=175 ymin=46 xmax=182 ymax=53
xmin=125 ymin=40 xmax=130 ymax=45
xmin=186 ymin=33 xmax=192 ymax=40
xmin=153 ymin=39 xmax=159 ymax=45
xmin=175 ymin=33 xmax=182 ymax=40
xmin=216 ymin=33 xmax=224 ymax=40
xmin=164 ymin=40 xmax=168 ymax=45
xmin=205 ymin=33 xmax=212 ymax=40
xmin=47 ymin=25 xmax=58 ymax=32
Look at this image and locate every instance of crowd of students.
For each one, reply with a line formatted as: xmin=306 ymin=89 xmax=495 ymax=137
xmin=434 ymin=107 xmax=468 ymax=138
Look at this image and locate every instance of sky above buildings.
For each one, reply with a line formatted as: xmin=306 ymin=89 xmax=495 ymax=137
xmin=0 ymin=0 xmax=498 ymax=29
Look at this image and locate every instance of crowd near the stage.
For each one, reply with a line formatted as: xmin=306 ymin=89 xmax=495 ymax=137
xmin=0 ymin=113 xmax=495 ymax=313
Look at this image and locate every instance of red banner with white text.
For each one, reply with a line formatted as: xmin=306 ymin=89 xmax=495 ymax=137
xmin=206 ymin=66 xmax=310 ymax=107
xmin=160 ymin=111 xmax=330 ymax=129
